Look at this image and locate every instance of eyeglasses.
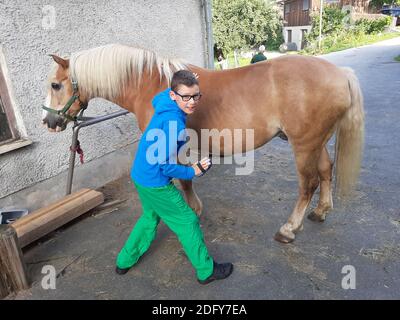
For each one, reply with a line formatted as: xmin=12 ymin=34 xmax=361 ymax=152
xmin=173 ymin=91 xmax=202 ymax=102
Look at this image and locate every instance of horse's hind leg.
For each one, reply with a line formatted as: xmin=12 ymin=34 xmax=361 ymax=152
xmin=308 ymin=146 xmax=333 ymax=222
xmin=179 ymin=179 xmax=203 ymax=216
xmin=274 ymin=149 xmax=320 ymax=243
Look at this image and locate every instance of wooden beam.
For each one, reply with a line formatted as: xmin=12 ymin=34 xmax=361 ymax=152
xmin=12 ymin=188 xmax=104 ymax=248
xmin=0 ymin=225 xmax=30 ymax=299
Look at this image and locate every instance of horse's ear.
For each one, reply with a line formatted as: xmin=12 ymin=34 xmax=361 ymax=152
xmin=49 ymin=54 xmax=69 ymax=69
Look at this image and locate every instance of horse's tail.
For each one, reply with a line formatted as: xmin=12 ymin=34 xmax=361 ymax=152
xmin=334 ymin=67 xmax=365 ymax=198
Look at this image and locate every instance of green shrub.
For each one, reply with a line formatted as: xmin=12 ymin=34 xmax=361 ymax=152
xmin=368 ymin=16 xmax=392 ymax=33
xmin=303 ymin=5 xmax=395 ymax=54
xmin=355 ymin=16 xmax=392 ymax=34
xmin=265 ymin=26 xmax=285 ymax=51
xmin=307 ymin=6 xmax=347 ymax=41
xmin=354 ymin=18 xmax=369 ymax=34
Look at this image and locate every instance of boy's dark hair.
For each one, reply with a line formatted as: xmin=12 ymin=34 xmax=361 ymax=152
xmin=171 ymin=70 xmax=198 ymax=92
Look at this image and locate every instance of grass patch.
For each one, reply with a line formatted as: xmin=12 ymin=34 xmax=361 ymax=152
xmin=215 ymin=54 xmax=251 ymax=69
xmin=395 ymin=55 xmax=400 ymax=62
xmin=228 ymin=55 xmax=251 ymax=67
xmin=302 ymin=32 xmax=400 ymax=55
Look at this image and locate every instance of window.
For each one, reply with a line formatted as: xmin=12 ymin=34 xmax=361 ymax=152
xmin=0 ymin=67 xmax=17 ymax=146
xmin=0 ymin=96 xmax=13 ymax=144
xmin=284 ymin=3 xmax=290 ymax=14
xmin=302 ymin=0 xmax=309 ymax=11
xmin=287 ymin=30 xmax=292 ymax=43
xmin=0 ymin=48 xmax=32 ymax=154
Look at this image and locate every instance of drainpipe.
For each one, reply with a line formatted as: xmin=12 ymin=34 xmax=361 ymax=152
xmin=202 ymin=0 xmax=215 ymax=69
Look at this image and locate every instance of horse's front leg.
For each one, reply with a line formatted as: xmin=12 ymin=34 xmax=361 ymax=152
xmin=179 ymin=179 xmax=203 ymax=216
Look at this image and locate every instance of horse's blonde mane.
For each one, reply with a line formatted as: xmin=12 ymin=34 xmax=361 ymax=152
xmin=69 ymin=44 xmax=187 ymax=100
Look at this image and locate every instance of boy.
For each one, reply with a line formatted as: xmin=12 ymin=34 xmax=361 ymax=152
xmin=116 ymin=70 xmax=233 ymax=285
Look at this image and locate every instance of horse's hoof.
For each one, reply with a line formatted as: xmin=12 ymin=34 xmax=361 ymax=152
xmin=274 ymin=232 xmax=295 ymax=244
xmin=307 ymin=211 xmax=326 ymax=222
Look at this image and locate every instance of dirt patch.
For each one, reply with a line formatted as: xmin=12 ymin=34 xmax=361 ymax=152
xmin=359 ymin=243 xmax=400 ymax=263
xmin=95 ymin=174 xmax=133 ymax=204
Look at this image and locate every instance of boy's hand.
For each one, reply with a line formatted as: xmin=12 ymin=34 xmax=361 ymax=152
xmin=193 ymin=72 xmax=199 ymax=80
xmin=192 ymin=157 xmax=212 ymax=176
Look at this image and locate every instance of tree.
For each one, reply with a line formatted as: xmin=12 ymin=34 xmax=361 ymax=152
xmin=212 ymin=0 xmax=283 ymax=53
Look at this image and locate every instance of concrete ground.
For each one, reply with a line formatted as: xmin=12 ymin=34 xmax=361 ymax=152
xmin=7 ymin=38 xmax=400 ymax=300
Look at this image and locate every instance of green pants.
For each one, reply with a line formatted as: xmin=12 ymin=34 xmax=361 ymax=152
xmin=116 ymin=181 xmax=214 ymax=281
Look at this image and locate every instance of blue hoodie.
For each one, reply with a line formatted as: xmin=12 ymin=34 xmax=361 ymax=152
xmin=131 ymin=88 xmax=195 ymax=187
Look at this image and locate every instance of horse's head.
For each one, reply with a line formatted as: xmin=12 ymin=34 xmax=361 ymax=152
xmin=42 ymin=55 xmax=87 ymax=132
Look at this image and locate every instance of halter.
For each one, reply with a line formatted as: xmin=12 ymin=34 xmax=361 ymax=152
xmin=42 ymin=78 xmax=88 ymax=122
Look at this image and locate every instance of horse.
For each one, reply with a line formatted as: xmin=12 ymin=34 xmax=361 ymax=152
xmin=42 ymin=44 xmax=364 ymax=243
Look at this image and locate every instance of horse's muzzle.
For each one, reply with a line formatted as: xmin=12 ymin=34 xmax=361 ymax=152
xmin=42 ymin=113 xmax=68 ymax=132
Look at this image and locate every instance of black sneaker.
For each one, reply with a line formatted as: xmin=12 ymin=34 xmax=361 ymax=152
xmin=198 ymin=262 xmax=233 ymax=285
xmin=115 ymin=266 xmax=131 ymax=275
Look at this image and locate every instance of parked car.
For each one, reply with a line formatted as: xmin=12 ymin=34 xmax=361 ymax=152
xmin=381 ymin=5 xmax=400 ymax=17
xmin=380 ymin=5 xmax=400 ymax=25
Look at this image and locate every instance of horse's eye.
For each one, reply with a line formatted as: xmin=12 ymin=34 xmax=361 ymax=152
xmin=51 ymin=83 xmax=61 ymax=91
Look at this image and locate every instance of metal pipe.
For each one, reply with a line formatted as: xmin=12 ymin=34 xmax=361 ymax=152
xmin=318 ymin=0 xmax=323 ymax=52
xmin=66 ymin=110 xmax=130 ymax=195
xmin=75 ymin=110 xmax=129 ymax=129
xmin=202 ymin=0 xmax=215 ymax=69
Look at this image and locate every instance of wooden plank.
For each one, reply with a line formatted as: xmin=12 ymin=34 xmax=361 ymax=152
xmin=0 ymin=225 xmax=30 ymax=299
xmin=12 ymin=189 xmax=104 ymax=248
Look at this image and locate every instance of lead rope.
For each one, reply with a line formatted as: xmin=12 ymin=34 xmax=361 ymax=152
xmin=70 ymin=139 xmax=84 ymax=164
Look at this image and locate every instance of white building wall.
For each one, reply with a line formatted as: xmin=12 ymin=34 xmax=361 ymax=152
xmin=283 ymin=25 xmax=312 ymax=50
xmin=0 ymin=0 xmax=209 ymax=210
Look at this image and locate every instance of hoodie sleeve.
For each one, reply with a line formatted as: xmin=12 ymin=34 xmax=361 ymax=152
xmin=158 ymin=119 xmax=195 ymax=180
